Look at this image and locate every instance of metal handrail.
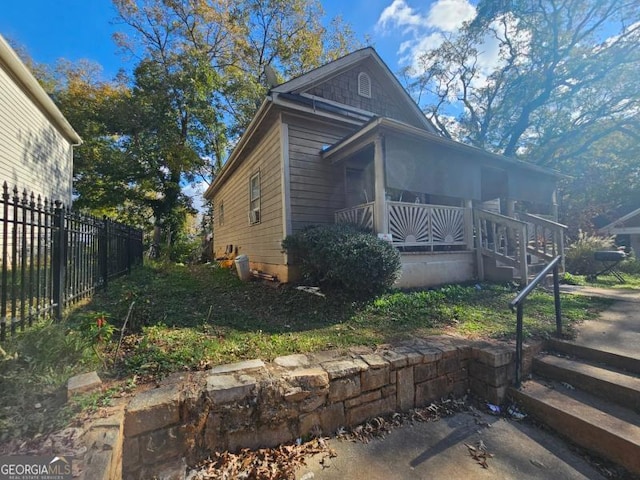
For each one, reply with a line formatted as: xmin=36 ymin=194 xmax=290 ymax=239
xmin=509 ymin=255 xmax=563 ymax=387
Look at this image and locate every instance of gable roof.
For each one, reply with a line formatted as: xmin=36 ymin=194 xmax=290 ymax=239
xmin=205 ymin=47 xmax=438 ymax=200
xmin=0 ymin=34 xmax=81 ymax=145
xmin=204 ymin=48 xmax=450 ymax=200
xmin=271 ymin=47 xmax=438 ymax=134
xmin=599 ymin=207 xmax=640 ymax=234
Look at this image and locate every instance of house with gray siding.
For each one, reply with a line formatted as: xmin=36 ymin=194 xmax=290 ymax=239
xmin=0 ymin=34 xmax=81 ymax=203
xmin=204 ymin=48 xmax=566 ymax=288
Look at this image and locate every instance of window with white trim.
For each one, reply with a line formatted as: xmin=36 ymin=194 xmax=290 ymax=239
xmin=358 ymin=72 xmax=371 ymax=98
xmin=249 ymin=172 xmax=261 ymax=224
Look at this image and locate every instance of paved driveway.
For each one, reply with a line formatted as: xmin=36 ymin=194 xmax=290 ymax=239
xmin=297 ymin=408 xmax=605 ymax=479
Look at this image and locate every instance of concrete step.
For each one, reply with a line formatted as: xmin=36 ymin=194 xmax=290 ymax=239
xmin=510 ymin=379 xmax=640 ymax=475
xmin=546 ymin=338 xmax=640 ymax=375
xmin=534 ymin=354 xmax=640 ymax=413
xmin=482 ymin=256 xmax=515 ymax=282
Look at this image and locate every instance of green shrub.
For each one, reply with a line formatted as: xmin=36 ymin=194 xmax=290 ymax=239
xmin=282 ymin=224 xmax=401 ymax=296
xmin=561 ymin=272 xmax=586 ymax=286
xmin=618 ymin=258 xmax=640 ymax=275
xmin=168 ymin=234 xmax=201 ymax=264
xmin=565 ymin=230 xmax=615 ymax=275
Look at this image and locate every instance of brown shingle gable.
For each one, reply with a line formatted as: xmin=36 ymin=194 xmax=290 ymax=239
xmin=272 ymin=47 xmax=436 ymax=133
xmin=304 ymin=59 xmax=426 ymax=129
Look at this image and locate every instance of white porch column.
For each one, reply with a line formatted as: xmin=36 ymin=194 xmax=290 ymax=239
xmin=551 ymin=189 xmax=559 ymax=222
xmin=373 ymin=135 xmax=387 ymax=234
xmin=464 ymin=199 xmax=474 ymax=250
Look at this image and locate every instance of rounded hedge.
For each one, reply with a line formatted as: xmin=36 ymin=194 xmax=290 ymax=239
xmin=282 ymin=224 xmax=401 ymax=296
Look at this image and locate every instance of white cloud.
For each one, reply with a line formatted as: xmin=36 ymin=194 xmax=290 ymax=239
xmin=376 ymin=0 xmax=476 ymax=74
xmin=399 ymin=33 xmax=445 ymax=73
xmin=469 ymin=14 xmax=531 ymax=88
xmin=426 ymin=0 xmax=476 ymax=32
xmin=377 ymin=0 xmax=428 ymax=32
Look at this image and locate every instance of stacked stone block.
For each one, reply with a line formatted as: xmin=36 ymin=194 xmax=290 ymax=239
xmin=121 ymin=338 xmax=541 ymax=479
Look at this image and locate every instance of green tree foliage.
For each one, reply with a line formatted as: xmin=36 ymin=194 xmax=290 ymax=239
xmin=406 ymin=0 xmax=640 ymax=230
xmin=224 ymin=0 xmax=358 ymax=133
xmin=50 ymin=61 xmax=139 ymax=215
xmin=113 ymin=0 xmax=358 ymax=145
xmin=107 ymin=0 xmax=358 ymax=247
xmin=18 ymin=1 xmax=359 ymax=249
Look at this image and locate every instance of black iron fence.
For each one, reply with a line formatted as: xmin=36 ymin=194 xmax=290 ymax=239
xmin=0 ymin=182 xmax=143 ymax=340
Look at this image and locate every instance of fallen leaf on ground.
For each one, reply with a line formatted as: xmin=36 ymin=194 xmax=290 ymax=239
xmin=187 ymin=438 xmax=336 ymax=480
xmin=465 ymin=440 xmax=494 ymax=469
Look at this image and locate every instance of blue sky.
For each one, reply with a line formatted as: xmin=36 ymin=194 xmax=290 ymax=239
xmin=1 ymin=0 xmax=479 ymax=208
xmin=0 ymin=0 xmax=478 ymax=80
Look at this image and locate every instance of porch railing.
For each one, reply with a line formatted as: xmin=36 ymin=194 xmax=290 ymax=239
xmin=519 ymin=213 xmax=567 ymax=272
xmin=475 ymin=209 xmax=567 ymax=285
xmin=387 ymin=202 xmax=471 ymax=249
xmin=335 ymin=201 xmax=472 ymax=250
xmin=475 ymin=209 xmax=529 ymax=283
xmin=335 ymin=202 xmax=375 ymax=232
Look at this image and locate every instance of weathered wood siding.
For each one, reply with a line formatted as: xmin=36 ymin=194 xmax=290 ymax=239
xmin=304 ymin=59 xmax=424 ymax=129
xmin=0 ymin=63 xmax=73 ymax=203
xmin=213 ymin=120 xmax=285 ymax=267
xmin=286 ymin=115 xmax=354 ymax=232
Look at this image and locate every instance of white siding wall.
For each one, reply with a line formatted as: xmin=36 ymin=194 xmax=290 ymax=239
xmin=0 ymin=65 xmax=73 ymax=204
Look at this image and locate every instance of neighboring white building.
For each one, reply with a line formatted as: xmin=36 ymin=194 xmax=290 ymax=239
xmin=0 ymin=34 xmax=81 ymax=204
xmin=599 ymin=208 xmax=640 ymax=256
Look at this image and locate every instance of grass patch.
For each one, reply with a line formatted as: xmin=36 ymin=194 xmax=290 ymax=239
xmin=0 ymin=320 xmax=101 ymax=442
xmin=563 ymin=272 xmax=640 ymax=289
xmin=82 ymin=262 xmax=612 ymax=379
xmin=1 ymin=261 xmax=621 ymax=443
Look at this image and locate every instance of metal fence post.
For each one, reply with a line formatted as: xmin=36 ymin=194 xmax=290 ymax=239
xmin=1 ymin=182 xmax=9 ymax=340
xmin=126 ymin=227 xmax=132 ymax=274
xmin=99 ymin=216 xmax=109 ymax=288
xmin=553 ymin=262 xmax=562 ymax=337
xmin=52 ymin=201 xmax=66 ymax=321
xmin=1 ymin=180 xmax=145 ymax=336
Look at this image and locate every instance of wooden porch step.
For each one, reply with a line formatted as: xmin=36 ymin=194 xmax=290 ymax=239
xmin=533 ymin=354 xmax=640 ymax=412
xmin=546 ymin=338 xmax=640 ymax=375
xmin=510 ymin=379 xmax=640 ymax=475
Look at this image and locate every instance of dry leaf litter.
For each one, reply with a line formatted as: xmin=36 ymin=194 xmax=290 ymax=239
xmin=187 ymin=396 xmax=477 ymax=479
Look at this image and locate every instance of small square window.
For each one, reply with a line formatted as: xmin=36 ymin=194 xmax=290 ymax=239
xmin=249 ymin=172 xmax=261 ymax=224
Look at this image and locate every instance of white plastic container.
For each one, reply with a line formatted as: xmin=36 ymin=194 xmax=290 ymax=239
xmin=234 ymin=254 xmax=250 ymax=281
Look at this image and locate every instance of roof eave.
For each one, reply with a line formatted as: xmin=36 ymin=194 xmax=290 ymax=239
xmin=204 ymin=98 xmax=273 ymax=200
xmin=598 ymin=206 xmax=640 ymax=233
xmin=0 ymin=35 xmax=82 ymax=145
xmin=273 ymin=47 xmax=437 ymax=135
xmin=323 ymin=117 xmax=563 ymax=179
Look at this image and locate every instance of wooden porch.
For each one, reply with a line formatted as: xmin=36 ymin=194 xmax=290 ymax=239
xmin=335 ymin=201 xmax=566 ymax=287
xmin=323 ymin=117 xmax=567 ymax=288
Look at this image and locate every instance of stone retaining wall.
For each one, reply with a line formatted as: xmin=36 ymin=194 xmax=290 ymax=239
xmin=121 ymin=337 xmax=542 ymax=479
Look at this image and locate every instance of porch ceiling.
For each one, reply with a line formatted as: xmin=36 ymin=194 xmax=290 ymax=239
xmin=322 ymin=117 xmax=562 ymax=204
xmin=322 ymin=117 xmax=561 ymax=179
